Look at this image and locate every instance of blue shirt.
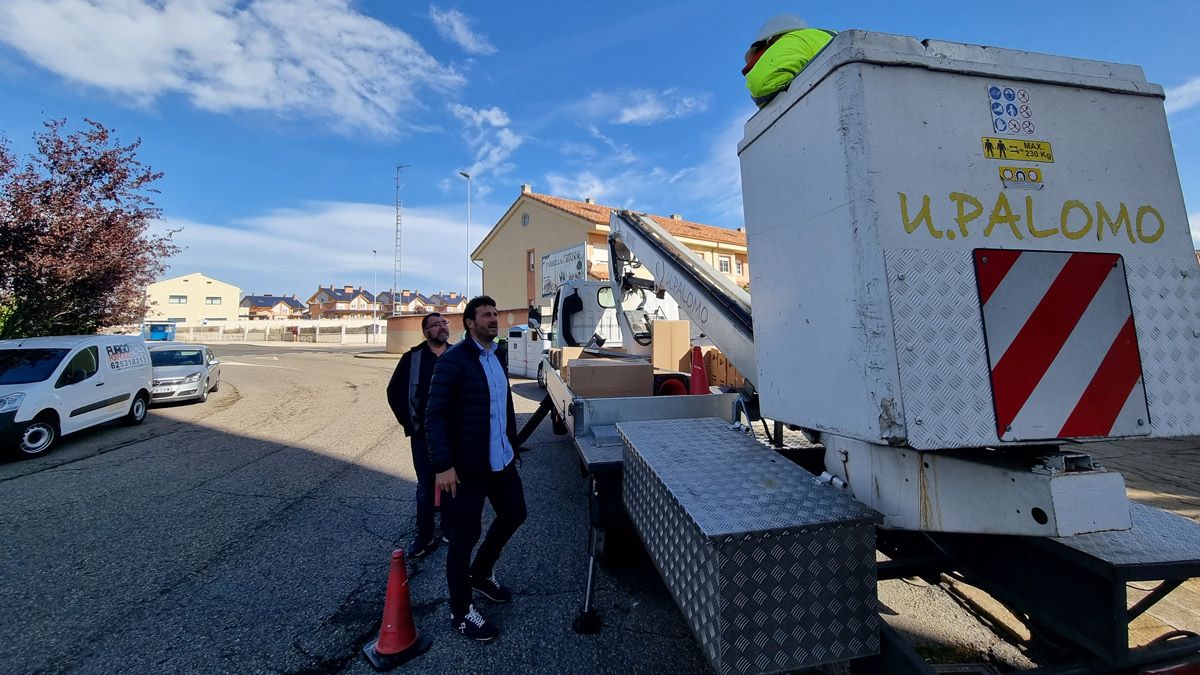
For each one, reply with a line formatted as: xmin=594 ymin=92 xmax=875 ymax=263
xmin=472 ymin=337 xmax=514 ymax=471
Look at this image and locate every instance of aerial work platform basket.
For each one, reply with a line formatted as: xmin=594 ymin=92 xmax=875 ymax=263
xmin=738 ymin=30 xmax=1200 ymax=450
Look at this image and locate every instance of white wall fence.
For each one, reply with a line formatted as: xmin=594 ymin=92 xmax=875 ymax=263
xmin=169 ymin=320 xmax=386 ymax=344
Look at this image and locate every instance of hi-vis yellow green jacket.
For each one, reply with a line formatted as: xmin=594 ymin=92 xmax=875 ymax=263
xmin=745 ymin=28 xmax=837 ymax=108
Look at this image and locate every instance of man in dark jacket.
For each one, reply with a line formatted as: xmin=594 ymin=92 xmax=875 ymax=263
xmin=386 ymin=312 xmax=453 ymax=559
xmin=426 ymin=295 xmax=526 ymax=641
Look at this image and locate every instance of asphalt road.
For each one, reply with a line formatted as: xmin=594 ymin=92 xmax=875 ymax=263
xmin=0 ymin=344 xmax=1024 ymax=674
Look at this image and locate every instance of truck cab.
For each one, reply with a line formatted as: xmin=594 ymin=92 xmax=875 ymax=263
xmin=544 ymin=279 xmax=679 ymax=351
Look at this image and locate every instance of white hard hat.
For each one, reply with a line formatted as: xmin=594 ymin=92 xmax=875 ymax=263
xmin=753 ymin=13 xmax=807 ymax=43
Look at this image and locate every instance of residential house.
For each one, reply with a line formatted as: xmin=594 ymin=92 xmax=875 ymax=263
xmin=241 ymin=294 xmax=305 ymax=320
xmin=424 ymin=291 xmax=467 ymax=313
xmin=470 ymin=185 xmax=749 ymax=311
xmin=306 ymin=285 xmax=379 ymax=319
xmin=376 ymin=289 xmax=468 ymax=315
xmin=145 ymin=272 xmax=241 ymax=325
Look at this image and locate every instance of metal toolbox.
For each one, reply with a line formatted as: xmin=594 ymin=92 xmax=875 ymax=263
xmin=619 ymin=418 xmax=881 ymax=674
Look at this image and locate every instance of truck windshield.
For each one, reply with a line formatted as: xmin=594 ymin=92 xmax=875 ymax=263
xmin=150 ymin=350 xmax=204 ymax=367
xmin=0 ymin=349 xmax=70 ymax=384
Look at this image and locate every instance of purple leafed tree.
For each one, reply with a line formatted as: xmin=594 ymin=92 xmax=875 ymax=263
xmin=0 ymin=119 xmax=179 ymax=339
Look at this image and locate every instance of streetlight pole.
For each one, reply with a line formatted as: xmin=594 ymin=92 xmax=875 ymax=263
xmin=458 ymin=171 xmax=472 ymax=298
xmin=372 ymin=249 xmax=377 ymax=343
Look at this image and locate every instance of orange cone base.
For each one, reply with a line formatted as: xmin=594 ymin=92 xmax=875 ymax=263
xmin=363 ymin=631 xmax=431 ymax=672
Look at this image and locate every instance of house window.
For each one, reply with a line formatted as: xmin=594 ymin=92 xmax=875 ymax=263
xmin=736 ymin=260 xmax=744 ymax=276
xmin=205 ymin=296 xmax=221 ymax=305
xmin=719 ymin=256 xmax=731 ymax=273
xmin=168 ymin=295 xmax=187 ymax=304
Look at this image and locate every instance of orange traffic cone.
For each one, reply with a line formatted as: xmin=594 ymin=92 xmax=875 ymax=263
xmin=363 ymin=550 xmax=431 ymax=671
xmin=689 ymin=346 xmax=709 ymax=395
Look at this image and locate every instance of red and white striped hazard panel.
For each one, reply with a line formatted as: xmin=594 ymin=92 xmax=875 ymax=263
xmin=974 ymin=249 xmax=1150 ymax=441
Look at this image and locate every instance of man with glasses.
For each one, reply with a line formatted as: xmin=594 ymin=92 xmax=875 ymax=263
xmin=387 ymin=312 xmax=454 ymax=558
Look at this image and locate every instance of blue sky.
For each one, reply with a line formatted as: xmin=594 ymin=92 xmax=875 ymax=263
xmin=1 ymin=0 xmax=1197 ymax=300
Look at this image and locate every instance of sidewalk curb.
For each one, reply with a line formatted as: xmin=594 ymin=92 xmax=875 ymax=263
xmin=354 ymin=351 xmax=404 ymax=360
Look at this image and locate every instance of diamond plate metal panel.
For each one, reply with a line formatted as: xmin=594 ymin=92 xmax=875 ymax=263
xmin=885 ymin=249 xmax=996 ymax=449
xmin=1126 ymin=258 xmax=1200 ymax=437
xmin=620 ymin=418 xmax=880 ymax=674
xmin=885 ymin=251 xmax=1200 ymax=448
xmin=1053 ymin=502 xmax=1200 ymax=571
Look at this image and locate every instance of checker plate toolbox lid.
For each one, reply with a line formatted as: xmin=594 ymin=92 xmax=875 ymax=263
xmin=738 ymin=30 xmax=1200 ymax=449
xmin=619 ymin=418 xmax=880 ymax=673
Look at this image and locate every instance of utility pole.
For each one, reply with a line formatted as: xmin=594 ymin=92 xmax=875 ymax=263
xmin=372 ymin=248 xmax=377 ymax=343
xmin=394 ymin=164 xmax=410 ymax=317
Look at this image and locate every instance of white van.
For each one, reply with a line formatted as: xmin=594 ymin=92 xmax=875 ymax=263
xmin=505 ymin=324 xmax=550 ymax=383
xmin=0 ymin=335 xmax=152 ymax=458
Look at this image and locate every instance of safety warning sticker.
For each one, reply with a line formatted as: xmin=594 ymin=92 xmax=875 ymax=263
xmin=998 ymin=165 xmax=1044 ymax=188
xmin=987 ymin=84 xmax=1036 ymax=135
xmin=974 ymin=249 xmax=1149 ymax=441
xmin=981 ymin=137 xmax=1053 ymax=163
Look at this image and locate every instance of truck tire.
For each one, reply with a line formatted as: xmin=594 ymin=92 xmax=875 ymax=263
xmin=537 ymin=362 xmax=547 ymax=390
xmin=123 ymin=392 xmax=149 ymax=425
xmin=16 ymin=415 xmax=57 ymax=458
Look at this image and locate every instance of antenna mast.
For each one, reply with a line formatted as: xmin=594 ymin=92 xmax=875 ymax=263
xmin=394 ymin=164 xmax=411 ymax=313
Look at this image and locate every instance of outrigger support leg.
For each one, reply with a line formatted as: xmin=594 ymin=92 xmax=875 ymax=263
xmin=572 ymin=476 xmax=603 ymax=635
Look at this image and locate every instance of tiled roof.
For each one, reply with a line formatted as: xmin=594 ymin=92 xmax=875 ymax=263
xmin=524 ymin=192 xmax=746 ymax=247
xmin=242 ymin=294 xmax=304 ymax=309
xmin=313 ymin=286 xmax=375 ymax=302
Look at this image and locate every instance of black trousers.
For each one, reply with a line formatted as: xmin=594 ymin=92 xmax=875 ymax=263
xmin=447 ymin=460 xmax=527 ymax=617
xmin=411 ymin=434 xmax=452 ymax=542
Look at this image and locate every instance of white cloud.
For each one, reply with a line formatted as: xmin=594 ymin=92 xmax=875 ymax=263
xmin=1190 ymin=211 xmax=1200 ymax=248
xmin=0 ymin=0 xmax=463 ymax=134
xmin=450 ymin=103 xmax=523 ymax=179
xmin=544 ymin=171 xmax=625 ymax=204
xmin=428 ymin=6 xmax=496 ymax=56
xmin=580 ymin=88 xmax=711 ymax=126
xmin=153 ymin=200 xmax=480 ymax=296
xmin=543 ymin=111 xmax=751 ymax=225
xmin=1166 ymin=77 xmax=1200 ymax=115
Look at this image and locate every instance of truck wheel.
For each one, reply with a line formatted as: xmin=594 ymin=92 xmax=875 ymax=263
xmin=537 ymin=363 xmax=547 ymax=390
xmin=124 ymin=392 xmax=149 ymax=425
xmin=16 ymin=416 xmax=57 ymax=458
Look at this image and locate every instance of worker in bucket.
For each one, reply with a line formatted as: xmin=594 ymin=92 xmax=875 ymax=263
xmin=743 ymin=14 xmax=837 ymax=108
xmin=425 ymin=295 xmax=527 ymax=641
xmin=386 ymin=312 xmax=454 ymax=559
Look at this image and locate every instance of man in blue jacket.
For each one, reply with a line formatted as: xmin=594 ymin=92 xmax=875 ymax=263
xmin=426 ymin=295 xmax=527 ymax=641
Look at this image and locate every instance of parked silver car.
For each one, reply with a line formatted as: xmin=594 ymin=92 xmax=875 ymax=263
xmin=148 ymin=344 xmax=221 ymax=403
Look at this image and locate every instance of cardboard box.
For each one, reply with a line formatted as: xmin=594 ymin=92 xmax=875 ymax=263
xmin=553 ymin=346 xmax=585 ymax=379
xmin=566 ymin=358 xmax=653 ymax=398
xmin=713 ymin=352 xmax=730 ymax=386
xmin=704 ymin=349 xmax=720 ymax=385
xmin=651 ymin=319 xmax=691 ymax=372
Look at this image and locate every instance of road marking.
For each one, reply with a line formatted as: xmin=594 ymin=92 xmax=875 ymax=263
xmin=253 ymin=356 xmax=279 ymax=360
xmin=222 ymin=361 xmax=296 ymax=370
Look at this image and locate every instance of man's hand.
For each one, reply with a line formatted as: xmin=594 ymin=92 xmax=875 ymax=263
xmin=436 ymin=468 xmax=459 ymax=498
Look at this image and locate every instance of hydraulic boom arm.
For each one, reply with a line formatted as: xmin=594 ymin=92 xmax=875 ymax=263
xmin=607 ymin=210 xmax=757 ymax=384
